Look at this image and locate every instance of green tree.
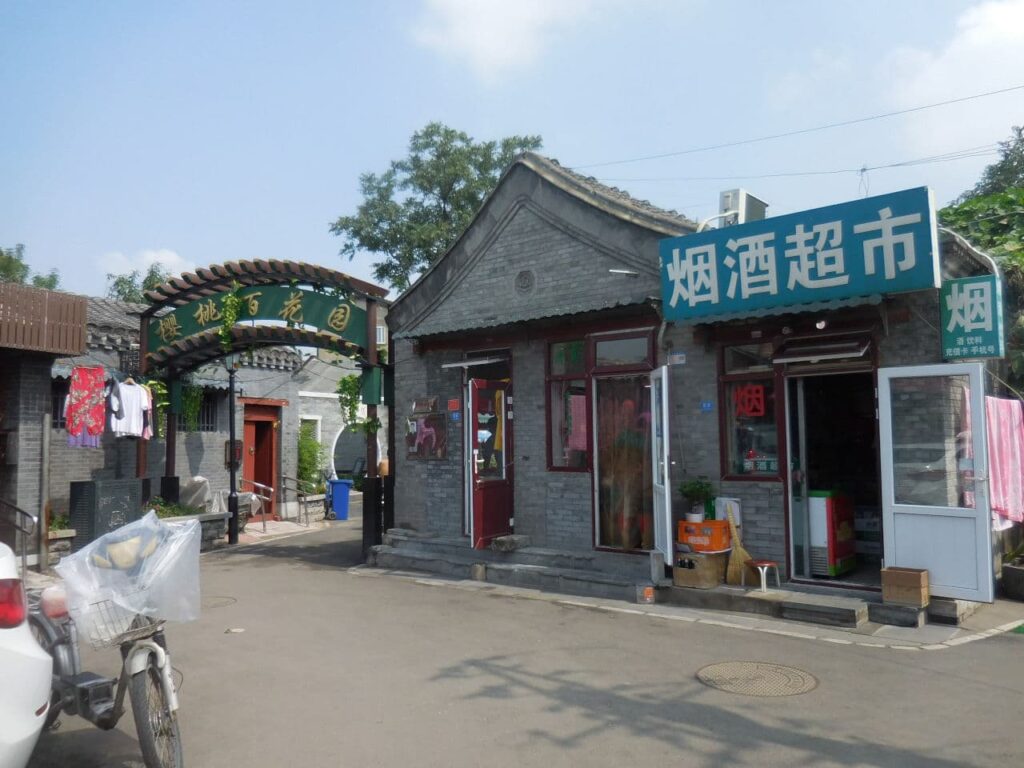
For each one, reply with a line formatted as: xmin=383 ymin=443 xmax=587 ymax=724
xmin=955 ymin=126 xmax=1024 ymax=204
xmin=297 ymin=421 xmax=324 ymax=490
xmin=330 ymin=122 xmax=542 ymax=291
xmin=106 ymin=263 xmax=170 ymax=302
xmin=1 ymin=244 xmax=61 ymax=289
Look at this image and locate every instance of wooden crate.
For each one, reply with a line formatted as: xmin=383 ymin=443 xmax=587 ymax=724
xmin=881 ymin=567 xmax=930 ymax=607
xmin=673 ymin=552 xmax=729 ymax=589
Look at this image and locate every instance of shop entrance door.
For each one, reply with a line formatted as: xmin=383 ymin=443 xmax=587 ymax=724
xmin=649 ymin=366 xmax=673 ymax=566
xmin=878 ymin=363 xmax=993 ymax=602
xmin=242 ymin=404 xmax=279 ymax=521
xmin=469 ymin=378 xmax=513 ymax=549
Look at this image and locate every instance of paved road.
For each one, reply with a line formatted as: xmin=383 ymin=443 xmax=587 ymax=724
xmin=29 ymin=520 xmax=1024 ymax=768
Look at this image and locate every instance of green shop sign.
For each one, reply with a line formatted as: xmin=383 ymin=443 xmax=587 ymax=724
xmin=148 ymin=285 xmax=367 ymax=354
xmin=940 ymin=274 xmax=1005 ymax=360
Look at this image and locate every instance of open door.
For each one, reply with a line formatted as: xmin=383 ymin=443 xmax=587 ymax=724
xmin=650 ymin=366 xmax=673 ymax=567
xmin=470 ymin=378 xmax=513 ymax=549
xmin=878 ymin=363 xmax=993 ymax=602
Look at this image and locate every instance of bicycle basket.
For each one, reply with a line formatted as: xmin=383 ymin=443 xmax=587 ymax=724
xmin=72 ymin=592 xmax=161 ymax=649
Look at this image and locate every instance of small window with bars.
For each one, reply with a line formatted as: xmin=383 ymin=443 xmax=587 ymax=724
xmin=51 ymin=379 xmax=70 ymax=429
xmin=177 ymin=390 xmax=220 ymax=432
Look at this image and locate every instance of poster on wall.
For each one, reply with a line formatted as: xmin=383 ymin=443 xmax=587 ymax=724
xmin=940 ymin=274 xmax=1005 ymax=360
xmin=406 ymin=412 xmax=448 ymax=460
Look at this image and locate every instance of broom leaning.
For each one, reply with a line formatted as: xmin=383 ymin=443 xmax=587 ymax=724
xmin=725 ymin=503 xmax=752 ymax=586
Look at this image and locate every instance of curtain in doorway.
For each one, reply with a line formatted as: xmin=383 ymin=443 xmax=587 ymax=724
xmin=595 ymin=377 xmax=653 ymax=550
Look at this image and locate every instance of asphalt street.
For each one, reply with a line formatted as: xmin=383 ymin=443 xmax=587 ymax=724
xmin=28 ymin=518 xmax=1024 ymax=768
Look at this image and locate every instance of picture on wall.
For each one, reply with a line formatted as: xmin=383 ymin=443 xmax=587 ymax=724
xmin=406 ymin=412 xmax=447 ymax=460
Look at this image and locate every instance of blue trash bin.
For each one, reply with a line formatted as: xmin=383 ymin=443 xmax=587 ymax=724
xmin=328 ymin=479 xmax=354 ymax=521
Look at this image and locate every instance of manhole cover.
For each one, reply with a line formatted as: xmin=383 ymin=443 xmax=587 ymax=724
xmin=696 ymin=661 xmax=817 ymax=697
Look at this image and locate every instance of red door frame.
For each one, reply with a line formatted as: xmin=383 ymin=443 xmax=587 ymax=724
xmin=470 ymin=378 xmax=513 ymax=549
xmin=240 ymin=399 xmax=284 ymax=520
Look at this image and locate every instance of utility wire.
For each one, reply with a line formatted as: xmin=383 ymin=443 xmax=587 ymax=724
xmin=593 ymin=143 xmax=1000 ymax=183
xmin=572 ymin=84 xmax=1024 ymax=169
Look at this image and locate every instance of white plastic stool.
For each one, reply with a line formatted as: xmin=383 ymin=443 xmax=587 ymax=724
xmin=742 ymin=559 xmax=781 ymax=592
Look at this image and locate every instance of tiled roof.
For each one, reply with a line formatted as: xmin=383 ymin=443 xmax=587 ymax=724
xmin=518 ymin=152 xmax=697 ymax=236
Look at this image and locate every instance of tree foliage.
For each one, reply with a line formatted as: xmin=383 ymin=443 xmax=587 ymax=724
xmin=940 ymin=130 xmax=1024 ymax=387
xmin=954 ymin=126 xmax=1024 ymax=204
xmin=0 ymin=244 xmax=61 ymax=289
xmin=106 ymin=263 xmax=170 ymax=303
xmin=330 ymin=122 xmax=542 ymax=291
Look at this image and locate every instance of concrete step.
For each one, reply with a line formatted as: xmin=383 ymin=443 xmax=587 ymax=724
xmin=368 ymin=544 xmax=651 ymax=603
xmin=383 ymin=529 xmax=651 ymax=580
xmin=662 ymin=585 xmax=869 ymax=628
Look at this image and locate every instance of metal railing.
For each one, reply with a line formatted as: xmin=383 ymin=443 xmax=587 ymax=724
xmin=239 ymin=479 xmax=274 ymax=533
xmin=279 ymin=476 xmax=319 ymax=528
xmin=0 ymin=498 xmax=38 ymax=575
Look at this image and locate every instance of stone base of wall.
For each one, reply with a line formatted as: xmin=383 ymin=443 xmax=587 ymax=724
xmin=47 ymin=529 xmax=76 ymax=567
xmin=195 ymin=512 xmax=229 ymax=551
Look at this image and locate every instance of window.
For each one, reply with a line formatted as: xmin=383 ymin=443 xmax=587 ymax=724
xmin=177 ymin=391 xmax=219 ymax=432
xmin=548 ymin=340 xmax=587 ymax=470
xmin=721 ymin=344 xmax=779 ymax=477
xmin=376 ymin=325 xmax=387 ymax=345
xmin=51 ymin=379 xmax=69 ymax=429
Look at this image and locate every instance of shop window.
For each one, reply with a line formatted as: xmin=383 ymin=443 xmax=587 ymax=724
xmin=51 ymin=379 xmax=69 ymax=429
xmin=724 ymin=378 xmax=779 ymax=476
xmin=594 ymin=335 xmax=651 ymax=369
xmin=723 ymin=343 xmax=773 ymax=374
xmin=547 ymin=340 xmax=587 ymax=470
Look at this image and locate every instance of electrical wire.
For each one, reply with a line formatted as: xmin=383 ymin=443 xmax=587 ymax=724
xmin=592 ymin=143 xmax=1000 ymax=183
xmin=571 ymin=84 xmax=1024 ymax=169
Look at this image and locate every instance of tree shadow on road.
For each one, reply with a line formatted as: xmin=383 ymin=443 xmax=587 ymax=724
xmin=204 ymin=521 xmax=366 ymax=571
xmin=431 ymin=654 xmax=967 ymax=768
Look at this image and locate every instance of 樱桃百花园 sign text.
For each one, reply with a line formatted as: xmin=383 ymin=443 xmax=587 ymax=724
xmin=659 ymin=187 xmax=939 ymax=322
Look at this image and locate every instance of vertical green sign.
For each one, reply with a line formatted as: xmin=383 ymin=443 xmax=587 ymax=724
xmin=940 ymin=274 xmax=1005 ymax=360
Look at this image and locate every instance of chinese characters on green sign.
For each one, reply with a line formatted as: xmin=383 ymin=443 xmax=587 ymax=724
xmin=148 ymin=285 xmax=368 ymax=355
xmin=940 ymin=275 xmax=1005 ymax=360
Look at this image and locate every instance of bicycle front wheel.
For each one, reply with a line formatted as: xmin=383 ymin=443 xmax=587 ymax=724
xmin=129 ymin=659 xmax=183 ymax=768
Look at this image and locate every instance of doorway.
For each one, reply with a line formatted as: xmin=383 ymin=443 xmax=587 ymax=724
xmin=787 ymin=372 xmax=881 ymax=586
xmin=593 ymin=375 xmax=653 ymax=550
xmin=242 ymin=402 xmax=280 ymax=521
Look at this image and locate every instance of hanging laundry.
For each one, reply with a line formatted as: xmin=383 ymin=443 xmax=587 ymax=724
xmin=110 ymin=380 xmax=148 ymax=438
xmin=66 ymin=366 xmax=106 ymax=438
xmin=986 ymin=396 xmax=1024 ymax=524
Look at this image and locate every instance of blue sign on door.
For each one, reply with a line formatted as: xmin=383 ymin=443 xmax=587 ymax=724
xmin=659 ymin=187 xmax=939 ymax=322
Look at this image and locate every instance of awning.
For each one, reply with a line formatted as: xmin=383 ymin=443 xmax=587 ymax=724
xmin=693 ymin=294 xmax=883 ymax=325
xmin=440 ymin=356 xmax=509 ymax=369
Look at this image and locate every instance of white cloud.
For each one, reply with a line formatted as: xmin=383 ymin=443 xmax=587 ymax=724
xmin=413 ymin=0 xmax=614 ymax=84
xmin=886 ymin=0 xmax=1024 ymax=159
xmin=98 ymin=248 xmax=195 ymax=280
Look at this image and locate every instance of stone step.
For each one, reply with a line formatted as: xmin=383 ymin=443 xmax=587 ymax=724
xmin=662 ymin=585 xmax=869 ymax=628
xmin=367 ymin=545 xmax=651 ymax=603
xmin=383 ymin=529 xmax=651 ymax=580
xmin=778 ymin=593 xmax=868 ymax=628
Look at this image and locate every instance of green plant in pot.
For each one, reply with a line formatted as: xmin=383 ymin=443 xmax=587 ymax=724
xmin=679 ymin=477 xmax=715 ymax=520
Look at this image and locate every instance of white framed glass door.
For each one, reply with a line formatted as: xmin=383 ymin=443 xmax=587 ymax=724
xmin=650 ymin=366 xmax=673 ymax=565
xmin=878 ymin=363 xmax=993 ymax=602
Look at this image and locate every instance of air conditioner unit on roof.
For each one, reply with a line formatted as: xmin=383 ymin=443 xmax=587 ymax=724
xmin=719 ymin=189 xmax=768 ymax=227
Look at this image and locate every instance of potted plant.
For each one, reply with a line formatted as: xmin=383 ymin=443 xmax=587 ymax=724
xmin=1003 ymin=541 xmax=1024 ymax=601
xmin=679 ymin=477 xmax=715 ymax=521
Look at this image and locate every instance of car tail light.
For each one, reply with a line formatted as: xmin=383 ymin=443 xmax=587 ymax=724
xmin=0 ymin=578 xmax=26 ymax=628
xmin=41 ymin=585 xmax=68 ymax=619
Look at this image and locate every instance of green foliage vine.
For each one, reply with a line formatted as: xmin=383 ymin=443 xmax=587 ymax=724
xmin=181 ymin=384 xmax=203 ymax=432
xmin=337 ymin=373 xmax=381 ymax=437
xmin=219 ymin=281 xmax=244 ymax=353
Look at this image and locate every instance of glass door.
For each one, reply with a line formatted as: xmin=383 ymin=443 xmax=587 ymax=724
xmin=593 ymin=375 xmax=653 ymax=550
xmin=878 ymin=363 xmax=993 ymax=602
xmin=786 ymin=377 xmax=811 ymax=579
xmin=649 ymin=366 xmax=673 ymax=565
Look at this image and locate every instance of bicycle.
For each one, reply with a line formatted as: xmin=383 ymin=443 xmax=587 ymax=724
xmin=29 ymin=517 xmax=188 ymax=768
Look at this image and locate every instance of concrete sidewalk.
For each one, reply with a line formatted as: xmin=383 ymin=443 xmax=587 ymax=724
xmin=354 ymin=564 xmax=1024 ymax=652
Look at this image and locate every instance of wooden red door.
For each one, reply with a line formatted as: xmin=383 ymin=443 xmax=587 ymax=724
xmin=242 ymin=404 xmax=279 ymax=520
xmin=470 ymin=379 xmax=513 ymax=549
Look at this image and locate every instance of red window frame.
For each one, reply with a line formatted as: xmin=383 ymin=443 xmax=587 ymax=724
xmin=718 ymin=344 xmax=784 ymax=483
xmin=545 ymin=328 xmax=656 ymax=472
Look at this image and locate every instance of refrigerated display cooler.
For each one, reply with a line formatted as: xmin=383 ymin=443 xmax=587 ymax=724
xmin=808 ymin=490 xmax=856 ymax=577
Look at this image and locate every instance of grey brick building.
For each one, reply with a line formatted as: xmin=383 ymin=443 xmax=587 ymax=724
xmin=384 ymin=152 xmax=1017 ymax=603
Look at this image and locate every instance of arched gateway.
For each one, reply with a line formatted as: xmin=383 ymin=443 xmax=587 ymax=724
xmin=138 ymin=259 xmax=389 ymax=548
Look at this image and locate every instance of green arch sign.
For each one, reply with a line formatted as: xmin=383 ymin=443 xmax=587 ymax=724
xmin=147 ymin=285 xmax=367 ymax=357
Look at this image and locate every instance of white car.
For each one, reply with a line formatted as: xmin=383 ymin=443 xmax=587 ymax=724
xmin=0 ymin=542 xmax=52 ymax=768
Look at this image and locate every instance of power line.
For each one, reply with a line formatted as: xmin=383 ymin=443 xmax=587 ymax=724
xmin=571 ymin=84 xmax=1024 ymax=169
xmin=592 ymin=143 xmax=999 ymax=183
